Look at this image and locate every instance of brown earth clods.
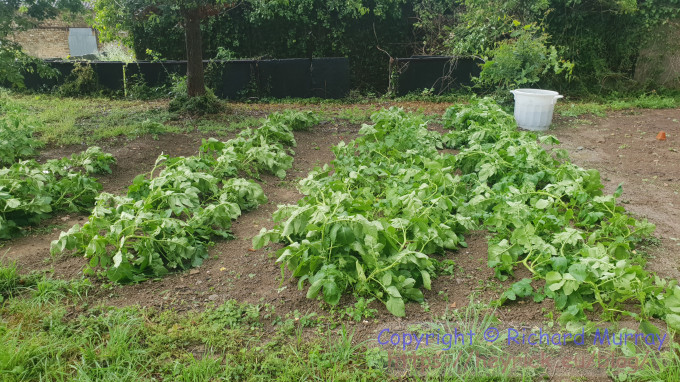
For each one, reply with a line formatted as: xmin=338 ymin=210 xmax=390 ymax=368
xmin=3 ymin=105 xmax=680 ymax=381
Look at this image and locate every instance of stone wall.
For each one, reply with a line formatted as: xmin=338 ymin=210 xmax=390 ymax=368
xmin=10 ymin=18 xmax=96 ymax=59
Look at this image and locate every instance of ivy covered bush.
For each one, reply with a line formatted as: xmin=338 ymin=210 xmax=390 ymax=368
xmin=446 ymin=0 xmax=680 ymax=93
xmin=475 ymin=24 xmax=574 ymax=95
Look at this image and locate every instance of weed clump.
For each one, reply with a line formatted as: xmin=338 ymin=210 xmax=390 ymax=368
xmin=169 ymin=90 xmax=223 ymax=115
xmin=57 ymin=63 xmax=100 ymax=97
xmin=168 ymin=75 xmax=223 ymax=115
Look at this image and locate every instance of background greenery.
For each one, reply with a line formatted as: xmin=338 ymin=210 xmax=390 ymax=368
xmin=2 ymin=1 xmax=679 ymax=97
xmin=86 ymin=0 xmax=680 ymax=95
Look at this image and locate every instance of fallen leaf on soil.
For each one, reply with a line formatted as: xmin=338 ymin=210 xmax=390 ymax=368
xmin=189 ymin=269 xmax=199 ymax=275
xmin=657 ymin=131 xmax=667 ymax=140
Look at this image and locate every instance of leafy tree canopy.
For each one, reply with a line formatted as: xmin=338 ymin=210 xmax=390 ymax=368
xmin=91 ymin=0 xmax=415 ymax=92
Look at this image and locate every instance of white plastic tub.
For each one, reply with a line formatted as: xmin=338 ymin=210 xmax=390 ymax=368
xmin=510 ymin=89 xmax=563 ymax=131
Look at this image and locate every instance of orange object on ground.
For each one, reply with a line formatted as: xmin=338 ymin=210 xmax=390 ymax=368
xmin=657 ymin=131 xmax=667 ymax=140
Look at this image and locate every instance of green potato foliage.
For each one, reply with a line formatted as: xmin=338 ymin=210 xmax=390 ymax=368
xmin=0 ymin=106 xmax=116 ymax=238
xmin=0 ymin=141 xmax=115 ymax=239
xmin=255 ymin=108 xmax=472 ymax=316
xmin=256 ymin=100 xmax=679 ymax=335
xmin=52 ymin=110 xmax=319 ymax=282
xmin=442 ymin=98 xmax=670 ymax=332
xmin=0 ymin=112 xmax=44 ymax=166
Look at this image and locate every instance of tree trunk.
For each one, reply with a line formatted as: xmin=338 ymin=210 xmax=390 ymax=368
xmin=184 ymin=9 xmax=205 ymax=97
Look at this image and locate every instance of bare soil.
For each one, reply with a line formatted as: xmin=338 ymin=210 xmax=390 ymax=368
xmin=550 ymin=109 xmax=680 ymax=282
xmin=3 ymin=104 xmax=679 ymax=381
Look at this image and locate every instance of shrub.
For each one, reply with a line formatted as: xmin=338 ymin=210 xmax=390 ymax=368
xmin=476 ymin=24 xmax=573 ymax=96
xmin=125 ymin=72 xmax=168 ymax=100
xmin=58 ymin=63 xmax=100 ymax=97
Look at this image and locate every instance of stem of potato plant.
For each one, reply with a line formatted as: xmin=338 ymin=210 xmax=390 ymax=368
xmin=521 ymin=250 xmax=537 ymax=275
xmin=366 ymin=252 xmax=411 ymax=282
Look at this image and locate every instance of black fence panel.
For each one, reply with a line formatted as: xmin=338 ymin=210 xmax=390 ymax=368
xmin=90 ymin=62 xmax=125 ymax=90
xmin=394 ymin=56 xmax=482 ymax=96
xmin=215 ymin=61 xmax=256 ymax=99
xmin=10 ymin=58 xmax=350 ymax=99
xmin=19 ymin=61 xmax=74 ymax=91
xmin=311 ymin=58 xmax=350 ymax=99
xmin=124 ymin=61 xmax=186 ymax=88
xmin=257 ymin=59 xmax=311 ymax=99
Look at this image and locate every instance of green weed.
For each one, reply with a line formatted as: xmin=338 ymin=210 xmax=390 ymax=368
xmin=622 ymin=342 xmax=680 ymax=381
xmin=340 ymin=297 xmax=378 ymax=322
xmin=334 ymin=106 xmax=374 ymax=124
xmin=0 ymin=259 xmax=22 ymax=299
xmin=557 ymin=94 xmax=679 ymax=118
xmin=609 ymin=94 xmax=678 ymax=110
xmin=557 ymin=102 xmax=608 ymax=118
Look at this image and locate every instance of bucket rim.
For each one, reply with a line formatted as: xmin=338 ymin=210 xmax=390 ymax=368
xmin=510 ymin=88 xmax=560 ymax=96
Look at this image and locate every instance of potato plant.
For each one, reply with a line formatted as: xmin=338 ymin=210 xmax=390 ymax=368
xmin=256 ymin=100 xmax=680 ymax=334
xmin=52 ymin=111 xmax=319 ymax=282
xmin=0 ymin=112 xmax=43 ymax=166
xmin=255 ymin=108 xmax=473 ymax=316
xmin=442 ymin=99 xmax=677 ymax=333
xmin=0 ymin=147 xmax=115 ymax=239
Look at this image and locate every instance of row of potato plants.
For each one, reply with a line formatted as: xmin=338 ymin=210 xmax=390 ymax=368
xmin=51 ymin=110 xmax=319 ymax=283
xmin=0 ymin=105 xmax=116 ymax=238
xmin=255 ymin=100 xmax=679 ymax=333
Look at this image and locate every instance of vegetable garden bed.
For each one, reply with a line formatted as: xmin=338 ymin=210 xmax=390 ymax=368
xmin=2 ymin=97 xmax=680 ymax=380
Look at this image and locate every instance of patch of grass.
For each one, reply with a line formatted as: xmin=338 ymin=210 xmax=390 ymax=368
xmin=609 ymin=94 xmax=678 ymax=110
xmin=557 ymin=93 xmax=679 ymax=118
xmin=557 ymin=102 xmax=608 ymax=118
xmin=2 ymin=94 xmax=274 ymax=145
xmin=192 ymin=114 xmax=262 ymax=136
xmin=393 ymin=91 xmax=472 ymax=104
xmin=0 ymin=264 xmax=390 ymax=381
xmin=124 ymin=119 xmax=176 ymax=140
xmin=333 ymin=106 xmax=376 ymax=124
xmin=6 ymin=94 xmax=176 ymax=145
xmin=0 ymin=259 xmax=21 ymax=298
xmin=379 ymin=297 xmax=544 ymax=380
xmin=4 ymin=265 xmax=588 ymax=381
xmin=255 ymin=96 xmax=336 ymax=105
xmin=30 ymin=278 xmax=92 ymax=305
xmin=0 ymin=259 xmax=41 ymax=301
xmin=621 ymin=342 xmax=680 ymax=381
